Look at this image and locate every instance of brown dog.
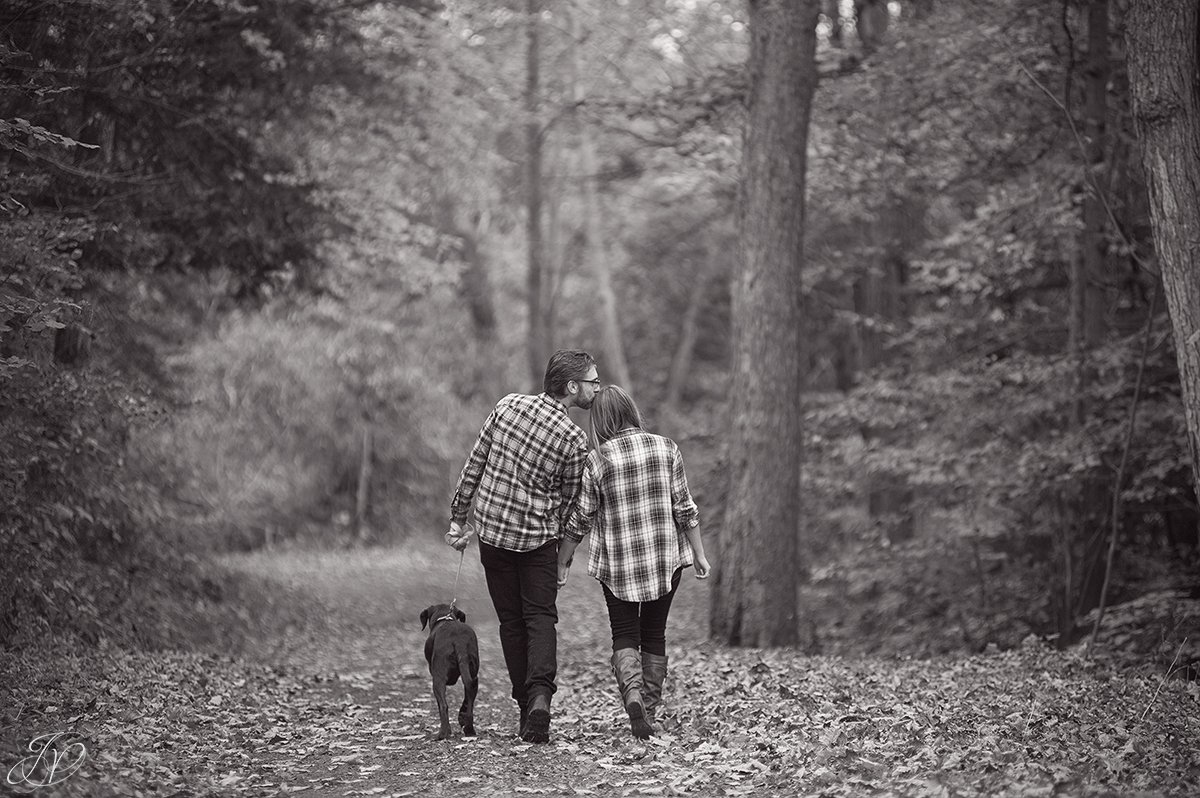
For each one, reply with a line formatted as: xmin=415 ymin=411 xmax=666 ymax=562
xmin=420 ymin=603 xmax=479 ymax=740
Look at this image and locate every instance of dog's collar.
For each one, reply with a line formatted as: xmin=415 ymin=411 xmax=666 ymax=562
xmin=432 ymin=612 xmax=458 ymax=627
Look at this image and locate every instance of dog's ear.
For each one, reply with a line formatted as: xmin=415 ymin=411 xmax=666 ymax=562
xmin=454 ymin=608 xmax=467 ymax=624
xmin=420 ymin=608 xmax=431 ymax=630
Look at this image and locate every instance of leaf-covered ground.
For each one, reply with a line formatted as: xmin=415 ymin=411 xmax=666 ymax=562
xmin=2 ymin=540 xmax=1198 ymax=797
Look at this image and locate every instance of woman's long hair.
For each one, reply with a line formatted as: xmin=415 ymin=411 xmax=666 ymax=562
xmin=588 ymin=385 xmax=643 ymax=452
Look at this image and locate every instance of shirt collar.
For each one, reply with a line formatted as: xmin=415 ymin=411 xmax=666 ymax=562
xmin=607 ymin=427 xmax=640 ymax=442
xmin=537 ymin=392 xmax=569 ymax=414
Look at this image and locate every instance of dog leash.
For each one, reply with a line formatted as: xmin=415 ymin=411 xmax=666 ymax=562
xmin=447 ymin=521 xmax=472 ymax=614
xmin=449 ymin=547 xmax=465 ymax=613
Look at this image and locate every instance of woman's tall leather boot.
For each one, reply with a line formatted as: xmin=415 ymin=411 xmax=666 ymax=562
xmin=611 ymin=648 xmax=653 ymax=739
xmin=641 ymin=652 xmax=668 ymax=729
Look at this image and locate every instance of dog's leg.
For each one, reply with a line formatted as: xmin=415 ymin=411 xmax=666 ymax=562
xmin=431 ymin=682 xmax=453 ymax=740
xmin=459 ymin=672 xmax=478 ymax=736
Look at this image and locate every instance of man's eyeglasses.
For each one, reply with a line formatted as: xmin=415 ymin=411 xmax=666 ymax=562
xmin=577 ymin=378 xmax=601 ymax=388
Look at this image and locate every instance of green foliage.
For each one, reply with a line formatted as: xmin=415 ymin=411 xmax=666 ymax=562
xmin=780 ymin=0 xmax=1194 ymax=648
xmin=2 ymin=0 xmax=1195 ymax=665
xmin=0 ymin=118 xmax=99 ymax=153
xmin=0 ymin=176 xmax=148 ymax=644
xmin=0 ymin=0 xmax=440 ymax=643
xmin=152 ymin=300 xmax=477 ymax=548
xmin=0 ymin=0 xmax=380 ymax=292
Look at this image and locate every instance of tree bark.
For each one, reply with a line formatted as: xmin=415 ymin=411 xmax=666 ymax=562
xmin=464 ymin=214 xmax=502 ymax=400
xmin=439 ymin=196 xmax=500 ymax=399
xmin=569 ymin=9 xmax=632 ymax=390
xmin=1082 ymin=0 xmax=1111 ymax=348
xmin=664 ymin=259 xmax=713 ymax=414
xmin=823 ymin=0 xmax=842 ymax=48
xmin=1124 ymin=0 xmax=1200 ymax=529
xmin=1070 ymin=0 xmax=1112 ymax=423
xmin=712 ymin=0 xmax=819 ymax=648
xmin=854 ymin=0 xmax=889 ymax=54
xmin=355 ymin=425 xmax=372 ymax=541
xmin=525 ymin=0 xmax=550 ymax=389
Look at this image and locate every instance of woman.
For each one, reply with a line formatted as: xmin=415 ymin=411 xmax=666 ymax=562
xmin=558 ymin=385 xmax=711 ymax=739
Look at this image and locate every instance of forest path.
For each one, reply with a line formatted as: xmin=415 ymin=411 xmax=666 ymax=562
xmin=3 ymin=540 xmax=1197 ymax=797
xmin=219 ymin=539 xmax=714 ymax=797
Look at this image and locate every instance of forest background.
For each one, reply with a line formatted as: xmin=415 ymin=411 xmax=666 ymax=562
xmin=3 ymin=0 xmax=1200 ymax=682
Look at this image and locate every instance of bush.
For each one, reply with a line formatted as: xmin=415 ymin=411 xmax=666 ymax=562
xmin=152 ymin=301 xmax=477 ymax=549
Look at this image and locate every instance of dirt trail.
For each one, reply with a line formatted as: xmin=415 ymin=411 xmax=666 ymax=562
xmin=6 ymin=541 xmax=1196 ymax=797
xmin=217 ymin=540 xmax=714 ymax=797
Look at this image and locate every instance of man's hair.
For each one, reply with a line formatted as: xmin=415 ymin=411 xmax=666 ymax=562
xmin=543 ymin=349 xmax=596 ymax=397
xmin=588 ymin=385 xmax=643 ymax=450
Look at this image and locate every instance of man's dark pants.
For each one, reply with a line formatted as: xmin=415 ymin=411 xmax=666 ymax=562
xmin=479 ymin=539 xmax=559 ymax=708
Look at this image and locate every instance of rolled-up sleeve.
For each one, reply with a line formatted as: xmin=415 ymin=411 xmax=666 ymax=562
xmin=670 ymin=445 xmax=699 ymax=530
xmin=564 ymin=455 xmax=600 ymax=542
xmin=450 ymin=407 xmax=497 ymax=524
xmin=556 ymin=440 xmax=588 ymax=529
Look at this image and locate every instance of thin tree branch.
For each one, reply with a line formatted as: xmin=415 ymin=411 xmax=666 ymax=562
xmin=1088 ymin=283 xmax=1161 ymax=651
xmin=1018 ymin=60 xmax=1158 ymax=277
xmin=1140 ymin=635 xmax=1187 ymax=722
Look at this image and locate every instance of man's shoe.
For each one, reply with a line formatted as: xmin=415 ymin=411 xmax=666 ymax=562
xmin=521 ymin=693 xmax=551 ymax=743
xmin=518 ymin=700 xmax=529 ymax=738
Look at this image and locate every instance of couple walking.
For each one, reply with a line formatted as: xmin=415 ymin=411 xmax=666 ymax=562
xmin=445 ymin=349 xmax=712 ymax=742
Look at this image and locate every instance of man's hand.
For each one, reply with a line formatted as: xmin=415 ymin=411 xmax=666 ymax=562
xmin=694 ymin=554 xmax=711 ymax=579
xmin=556 ymin=561 xmax=570 ymax=588
xmin=445 ymin=521 xmax=473 ymax=551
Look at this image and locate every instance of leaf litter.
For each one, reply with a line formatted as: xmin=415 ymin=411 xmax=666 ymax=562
xmin=0 ymin=546 xmax=1197 ymax=796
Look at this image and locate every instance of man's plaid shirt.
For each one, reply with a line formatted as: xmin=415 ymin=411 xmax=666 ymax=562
xmin=565 ymin=429 xmax=700 ymax=602
xmin=451 ymin=392 xmax=588 ymax=552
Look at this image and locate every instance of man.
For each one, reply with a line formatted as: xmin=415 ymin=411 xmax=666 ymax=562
xmin=446 ymin=349 xmax=599 ymax=743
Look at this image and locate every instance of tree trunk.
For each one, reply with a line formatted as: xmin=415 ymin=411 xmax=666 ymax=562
xmin=568 ymin=9 xmax=632 ymax=390
xmin=355 ymin=425 xmax=373 ymax=541
xmin=664 ymin=259 xmax=714 ymax=414
xmin=855 ymin=240 xmax=912 ymax=540
xmin=823 ymin=0 xmax=842 ymax=48
xmin=1070 ymin=0 xmax=1112 ymax=423
xmin=525 ymin=0 xmax=550 ymax=390
xmin=1124 ymin=0 xmax=1200 ymax=532
xmin=854 ymin=0 xmax=889 ymax=54
xmin=545 ymin=136 xmax=566 ymax=338
xmin=440 ymin=197 xmax=500 ymax=400
xmin=712 ymin=0 xmax=819 ymax=648
xmin=465 ymin=214 xmax=502 ymax=400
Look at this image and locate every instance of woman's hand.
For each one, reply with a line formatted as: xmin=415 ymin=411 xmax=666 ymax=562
xmin=693 ymin=554 xmax=711 ymax=579
xmin=556 ymin=537 xmax=580 ymax=588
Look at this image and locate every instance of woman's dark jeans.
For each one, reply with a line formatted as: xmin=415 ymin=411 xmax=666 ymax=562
xmin=601 ymin=568 xmax=683 ymax=656
xmin=479 ymin=539 xmax=559 ymax=705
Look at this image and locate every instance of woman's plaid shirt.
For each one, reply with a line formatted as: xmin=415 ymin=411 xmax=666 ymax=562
xmin=450 ymin=392 xmax=588 ymax=552
xmin=565 ymin=429 xmax=700 ymax=602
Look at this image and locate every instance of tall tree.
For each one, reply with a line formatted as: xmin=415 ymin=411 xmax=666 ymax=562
xmin=855 ymin=0 xmax=889 ymax=54
xmin=1069 ymin=0 xmax=1112 ymax=427
xmin=713 ymin=0 xmax=819 ymax=647
xmin=526 ymin=0 xmax=551 ymax=388
xmin=1124 ymin=0 xmax=1200 ymax=538
xmin=568 ymin=7 xmax=633 ymax=390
